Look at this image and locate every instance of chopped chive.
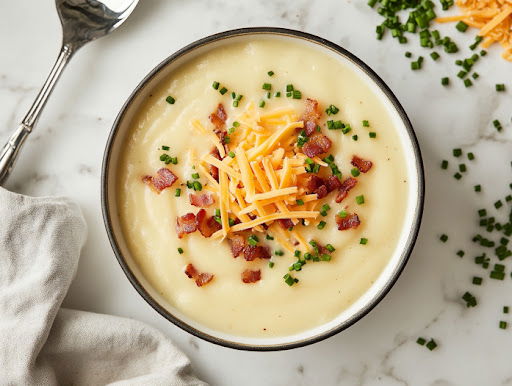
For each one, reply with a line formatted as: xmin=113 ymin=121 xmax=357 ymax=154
xmin=454 ymin=172 xmax=462 ymax=180
xmin=286 ymin=84 xmax=294 ymax=92
xmin=326 ymin=244 xmax=335 ymax=252
xmin=490 ymin=271 xmax=505 ymax=280
xmin=440 ymin=234 xmax=448 ymax=242
xmin=369 ymin=132 xmax=377 ymax=138
xmin=232 ymin=101 xmax=239 ymax=107
xmin=504 ymin=306 xmax=509 ymax=314
xmin=362 ymin=120 xmax=370 ymax=127
xmin=219 ymin=87 xmax=228 ymax=95
xmin=459 ymin=164 xmax=467 ymax=173
xmin=192 ymin=181 xmax=202 ymax=191
xmin=296 ymin=199 xmax=304 ymax=206
xmin=441 ymin=160 xmax=448 ymax=169
xmin=472 ymin=73 xmax=479 ymax=80
xmin=175 ymin=188 xmax=181 ymax=197
xmin=275 ymin=250 xmax=284 ymax=256
xmin=480 ymin=49 xmax=487 ymax=56
xmin=493 ymin=119 xmax=502 ymax=132
xmin=228 ymin=127 xmax=235 ymax=134
xmin=464 ymin=79 xmax=473 ymax=88
xmin=266 ymin=234 xmax=274 ymax=241
xmin=462 ymin=291 xmax=477 ymax=307
xmin=231 ymin=91 xmax=236 ymax=99
xmin=274 ymin=91 xmax=281 ymax=97
xmin=228 ymin=151 xmax=235 ymax=158
xmin=325 ymin=105 xmax=340 ymax=115
xmin=426 ymin=339 xmax=438 ymax=351
xmin=268 ymin=261 xmax=275 ymax=268
xmin=430 ymin=52 xmax=440 ymax=61
xmin=320 ymin=254 xmax=331 ymax=261
xmin=317 ymin=221 xmax=326 ymax=230
xmin=233 ymin=121 xmax=240 ymax=127
xmin=267 ymin=71 xmax=274 ymax=76
xmin=349 ymin=167 xmax=361 ymax=178
xmin=416 ymin=337 xmax=426 ymax=345
xmin=248 ymin=235 xmax=259 ymax=246
xmin=161 ymin=145 xmax=170 ymax=151
xmin=474 ymin=184 xmax=482 ymax=192
xmin=360 ymin=238 xmax=368 ymax=245
xmin=283 ymin=273 xmax=298 ymax=286
xmin=472 ymin=276 xmax=482 ymax=285
xmin=192 ymin=173 xmax=200 ymax=179
xmin=292 ymin=90 xmax=302 ymax=99
xmin=495 ymin=200 xmax=503 ymax=209
xmin=212 ymin=81 xmax=220 ymax=90
xmin=457 ymin=250 xmax=465 ymax=257
xmin=165 ymin=96 xmax=176 ymax=104
xmin=259 ymin=100 xmax=265 ymax=108
xmin=441 ymin=77 xmax=450 ymax=86
xmin=356 ymin=195 xmax=365 ymax=205
xmin=294 ymin=250 xmax=301 ymax=258
xmin=456 ymin=21 xmax=469 ymax=32
xmin=496 ymin=84 xmax=506 ymax=92
xmin=467 ymin=152 xmax=475 ymax=160
xmin=338 ymin=210 xmax=348 ymax=218
xmin=499 ymin=321 xmax=508 ymax=329
xmin=177 ymin=247 xmax=184 ymax=254
xmin=405 ymin=51 xmax=412 ymax=58
xmin=262 ymin=83 xmax=272 ymax=90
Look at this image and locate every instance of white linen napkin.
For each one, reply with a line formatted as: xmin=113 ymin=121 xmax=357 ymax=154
xmin=0 ymin=187 xmax=207 ymax=386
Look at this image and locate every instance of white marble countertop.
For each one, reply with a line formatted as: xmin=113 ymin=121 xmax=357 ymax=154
xmin=2 ymin=0 xmax=512 ymax=384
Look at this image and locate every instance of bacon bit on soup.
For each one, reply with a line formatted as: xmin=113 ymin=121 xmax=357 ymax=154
xmin=335 ymin=177 xmax=358 ymax=203
xmin=229 ymin=234 xmax=246 ymax=258
xmin=336 ymin=213 xmax=361 ymax=231
xmin=209 ymin=148 xmax=220 ymax=181
xmin=142 ymin=168 xmax=178 ymax=193
xmin=241 ymin=269 xmax=261 ymax=284
xmin=189 ymin=192 xmax=215 ymax=207
xmin=302 ymin=98 xmax=322 ymax=136
xmin=351 ymin=155 xmax=373 ymax=173
xmin=196 ymin=209 xmax=222 ymax=238
xmin=184 ymin=263 xmax=214 ymax=287
xmin=302 ymin=134 xmax=332 ymax=158
xmin=209 ymin=103 xmax=227 ymax=129
xmin=176 ymin=212 xmax=197 ymax=238
xmin=243 ymin=245 xmax=271 ymax=261
xmin=325 ymin=175 xmax=342 ymax=192
xmin=277 ymin=218 xmax=294 ymax=229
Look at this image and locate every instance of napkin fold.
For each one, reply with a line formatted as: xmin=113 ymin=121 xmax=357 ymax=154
xmin=0 ymin=188 xmax=206 ymax=386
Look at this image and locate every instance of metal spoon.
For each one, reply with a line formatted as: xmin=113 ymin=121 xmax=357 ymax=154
xmin=0 ymin=0 xmax=138 ymax=185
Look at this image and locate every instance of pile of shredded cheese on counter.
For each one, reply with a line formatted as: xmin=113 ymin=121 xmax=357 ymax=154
xmin=192 ymin=102 xmax=323 ymax=253
xmin=436 ymin=0 xmax=512 ymax=60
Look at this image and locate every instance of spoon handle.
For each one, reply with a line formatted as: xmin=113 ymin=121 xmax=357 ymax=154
xmin=0 ymin=44 xmax=74 ymax=185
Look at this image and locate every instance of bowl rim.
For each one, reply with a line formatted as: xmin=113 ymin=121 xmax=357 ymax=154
xmin=101 ymin=26 xmax=425 ymax=351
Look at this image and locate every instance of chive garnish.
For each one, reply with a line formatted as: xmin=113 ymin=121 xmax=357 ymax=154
xmin=426 ymin=339 xmax=438 ymax=351
xmin=317 ymin=221 xmax=326 ymax=230
xmin=283 ymin=273 xmax=298 ymax=286
xmin=286 ymin=84 xmax=294 ymax=92
xmin=192 ymin=173 xmax=200 ymax=179
xmin=228 ymin=151 xmax=235 ymax=158
xmin=162 ymin=145 xmax=170 ymax=150
xmin=499 ymin=321 xmax=508 ymax=329
xmin=474 ymin=184 xmax=481 ymax=192
xmin=456 ymin=250 xmax=465 ymax=257
xmin=369 ymin=132 xmax=377 ymax=138
xmin=248 ymin=235 xmax=259 ymax=246
xmin=462 ymin=291 xmax=477 ymax=307
xmin=268 ymin=261 xmax=275 ymax=268
xmin=455 ymin=21 xmax=468 ymax=32
xmin=356 ymin=195 xmax=365 ymax=205
xmin=496 ymin=84 xmax=506 ymax=92
xmin=275 ymin=250 xmax=284 ymax=256
xmin=192 ymin=181 xmax=202 ymax=191
xmin=352 ymin=135 xmax=358 ymax=141
xmin=472 ymin=276 xmax=482 ymax=285
xmin=267 ymin=71 xmax=274 ymax=76
xmin=259 ymin=100 xmax=265 ymax=108
xmin=430 ymin=51 xmax=440 ymax=61
xmin=262 ymin=83 xmax=272 ymax=90
xmin=416 ymin=337 xmax=426 ymax=345
xmin=219 ymin=87 xmax=228 ymax=95
xmin=360 ymin=238 xmax=368 ymax=245
xmin=325 ymin=105 xmax=340 ymax=115
xmin=504 ymin=306 xmax=509 ymax=314
xmin=351 ymin=168 xmax=361 ymax=177
xmin=177 ymin=247 xmax=184 ymax=254
xmin=459 ymin=164 xmax=467 ymax=173
xmin=165 ymin=96 xmax=175 ymax=104
xmin=440 ymin=234 xmax=448 ymax=242
xmin=212 ymin=81 xmax=220 ymax=90
xmin=175 ymin=188 xmax=181 ymax=197
xmin=296 ymin=199 xmax=304 ymax=206
xmin=338 ymin=210 xmax=347 ymax=218
xmin=441 ymin=77 xmax=449 ymax=86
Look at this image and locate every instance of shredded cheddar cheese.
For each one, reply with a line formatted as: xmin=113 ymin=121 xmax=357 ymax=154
xmin=436 ymin=0 xmax=512 ymax=60
xmin=190 ymin=102 xmax=324 ymax=252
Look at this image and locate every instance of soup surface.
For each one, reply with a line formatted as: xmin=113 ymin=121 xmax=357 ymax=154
xmin=117 ymin=37 xmax=409 ymax=337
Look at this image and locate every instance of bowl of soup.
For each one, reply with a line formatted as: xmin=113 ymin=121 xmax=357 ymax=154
xmin=102 ymin=27 xmax=424 ymax=350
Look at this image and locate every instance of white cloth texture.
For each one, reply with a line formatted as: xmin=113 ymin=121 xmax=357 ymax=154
xmin=0 ymin=188 xmax=207 ymax=386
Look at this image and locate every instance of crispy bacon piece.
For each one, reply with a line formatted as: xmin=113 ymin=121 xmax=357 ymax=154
xmin=142 ymin=168 xmax=178 ymax=193
xmin=229 ymin=234 xmax=246 ymax=258
xmin=241 ymin=269 xmax=261 ymax=284
xmin=176 ymin=213 xmax=197 ymax=239
xmin=304 ymin=174 xmax=323 ymax=192
xmin=195 ymin=272 xmax=214 ymax=287
xmin=184 ymin=263 xmax=198 ymax=279
xmin=335 ymin=177 xmax=358 ymax=203
xmin=184 ymin=263 xmax=214 ymax=287
xmin=315 ymin=184 xmax=328 ymax=199
xmin=209 ymin=103 xmax=227 ymax=129
xmin=243 ymin=245 xmax=271 ymax=261
xmin=189 ymin=192 xmax=215 ymax=208
xmin=209 ymin=148 xmax=220 ymax=181
xmin=302 ymin=98 xmax=322 ymax=136
xmin=302 ymin=134 xmax=332 ymax=158
xmin=277 ymin=218 xmax=294 ymax=229
xmin=326 ymin=175 xmax=342 ymax=192
xmin=196 ymin=209 xmax=221 ymax=238
xmin=336 ymin=213 xmax=361 ymax=231
xmin=351 ymin=155 xmax=373 ymax=173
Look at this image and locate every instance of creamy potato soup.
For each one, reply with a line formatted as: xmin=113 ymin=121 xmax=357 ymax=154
xmin=117 ymin=38 xmax=409 ymax=337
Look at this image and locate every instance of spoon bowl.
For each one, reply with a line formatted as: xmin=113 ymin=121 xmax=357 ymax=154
xmin=0 ymin=0 xmax=139 ymax=185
